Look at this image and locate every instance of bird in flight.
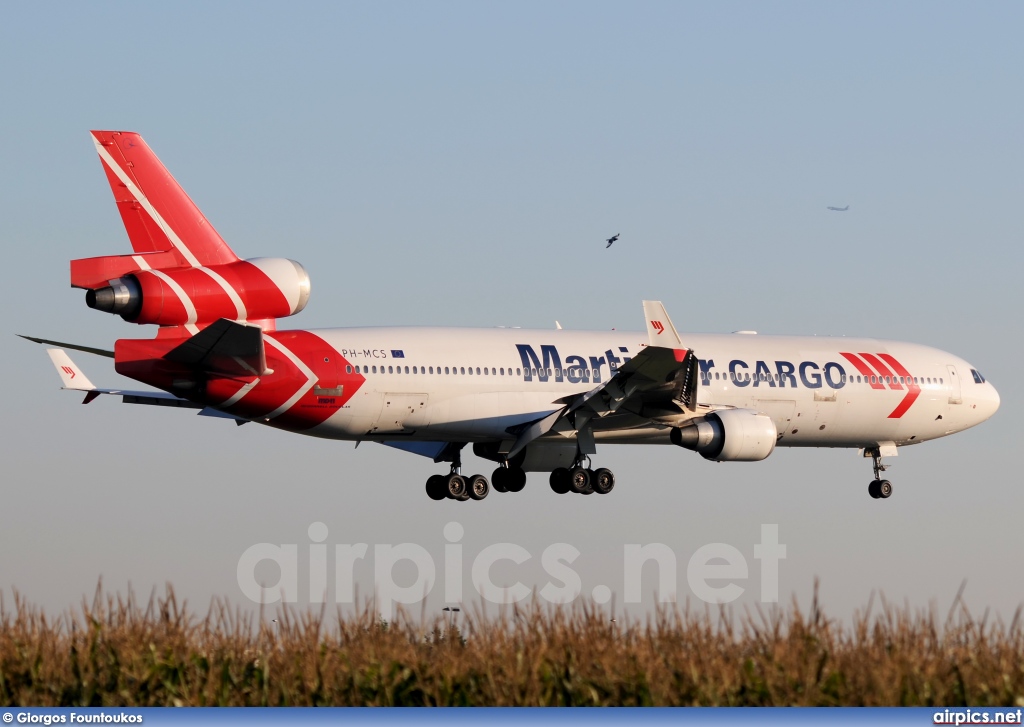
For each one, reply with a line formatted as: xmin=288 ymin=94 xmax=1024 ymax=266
xmin=827 ymin=205 xmax=850 ymax=212
xmin=606 ymin=233 xmax=620 ymax=248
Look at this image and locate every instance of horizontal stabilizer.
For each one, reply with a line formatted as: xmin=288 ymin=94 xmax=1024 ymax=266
xmin=163 ymin=318 xmax=267 ymax=377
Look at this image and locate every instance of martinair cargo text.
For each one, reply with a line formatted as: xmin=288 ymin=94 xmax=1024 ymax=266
xmin=27 ymin=131 xmax=1000 ymax=502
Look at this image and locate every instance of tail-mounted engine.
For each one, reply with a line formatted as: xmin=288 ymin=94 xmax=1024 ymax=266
xmin=671 ymin=408 xmax=777 ymax=462
xmin=77 ymin=257 xmax=310 ymax=328
xmin=74 ymin=130 xmax=313 ymax=332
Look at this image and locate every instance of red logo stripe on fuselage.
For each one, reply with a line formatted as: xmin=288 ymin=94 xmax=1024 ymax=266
xmin=839 ymin=351 xmax=920 ymax=418
xmin=877 ymin=353 xmax=921 ymax=419
xmin=840 ymin=352 xmax=885 ymax=389
xmin=207 ymin=331 xmax=364 ymax=430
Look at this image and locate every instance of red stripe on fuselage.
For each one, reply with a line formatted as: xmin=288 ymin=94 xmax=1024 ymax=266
xmin=840 ymin=352 xmax=885 ymax=389
xmin=211 ymin=330 xmax=364 ymax=430
xmin=878 ymin=353 xmax=921 ymax=419
xmin=858 ymin=353 xmax=903 ymax=390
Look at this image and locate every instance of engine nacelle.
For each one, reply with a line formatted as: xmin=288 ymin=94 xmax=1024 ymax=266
xmin=671 ymin=408 xmax=777 ymax=462
xmin=85 ymin=257 xmax=310 ymax=327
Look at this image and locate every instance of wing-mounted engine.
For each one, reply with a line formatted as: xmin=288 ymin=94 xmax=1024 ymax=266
xmin=670 ymin=408 xmax=777 ymax=461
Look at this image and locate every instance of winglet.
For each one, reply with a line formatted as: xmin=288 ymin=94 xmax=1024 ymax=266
xmin=642 ymin=300 xmax=684 ymax=349
xmin=46 ymin=349 xmax=97 ymax=391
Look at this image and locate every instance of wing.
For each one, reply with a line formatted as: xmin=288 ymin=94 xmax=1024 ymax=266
xmin=41 ymin=347 xmax=247 ymax=423
xmin=506 ymin=300 xmax=698 ymax=457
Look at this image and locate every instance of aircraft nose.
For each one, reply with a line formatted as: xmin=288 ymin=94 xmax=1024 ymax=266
xmin=971 ymin=381 xmax=1000 ymax=423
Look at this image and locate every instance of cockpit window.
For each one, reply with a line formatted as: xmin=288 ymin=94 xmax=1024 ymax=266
xmin=971 ymin=369 xmax=986 ymax=384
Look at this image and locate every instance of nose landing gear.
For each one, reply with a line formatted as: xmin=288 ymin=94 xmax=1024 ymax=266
xmin=866 ymin=447 xmax=894 ymax=500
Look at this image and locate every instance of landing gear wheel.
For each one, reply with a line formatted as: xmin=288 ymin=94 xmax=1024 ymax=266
xmin=866 ymin=448 xmax=893 ymax=500
xmin=467 ymin=474 xmax=490 ymax=500
xmin=444 ymin=473 xmax=467 ymax=499
xmin=569 ymin=466 xmax=591 ymax=494
xmin=426 ymin=474 xmax=446 ymax=501
xmin=549 ymin=468 xmax=571 ymax=494
xmin=592 ymin=468 xmax=615 ymax=495
xmin=491 ymin=468 xmax=509 ymax=493
xmin=506 ymin=468 xmax=527 ymax=492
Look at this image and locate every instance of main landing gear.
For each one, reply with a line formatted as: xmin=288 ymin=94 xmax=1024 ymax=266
xmin=424 ymin=451 xmax=526 ymax=501
xmin=548 ymin=456 xmax=615 ymax=496
xmin=866 ymin=447 xmax=893 ymax=500
xmin=491 ymin=463 xmax=527 ymax=494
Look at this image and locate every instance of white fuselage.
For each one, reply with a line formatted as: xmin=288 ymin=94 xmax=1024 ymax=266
xmin=296 ymin=327 xmax=999 ymax=450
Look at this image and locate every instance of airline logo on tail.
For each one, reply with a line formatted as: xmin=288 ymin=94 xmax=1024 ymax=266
xmin=650 ymin=321 xmax=665 ymax=335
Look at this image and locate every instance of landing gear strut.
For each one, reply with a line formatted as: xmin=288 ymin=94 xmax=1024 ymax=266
xmin=866 ymin=447 xmax=893 ymax=500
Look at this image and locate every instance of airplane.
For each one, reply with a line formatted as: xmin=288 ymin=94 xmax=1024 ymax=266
xmin=25 ymin=131 xmax=999 ymax=503
xmin=827 ymin=205 xmax=850 ymax=211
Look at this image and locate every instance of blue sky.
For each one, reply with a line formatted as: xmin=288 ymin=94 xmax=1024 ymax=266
xmin=0 ymin=1 xmax=1021 ymax=620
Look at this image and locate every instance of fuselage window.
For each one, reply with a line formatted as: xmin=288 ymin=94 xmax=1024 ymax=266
xmin=476 ymin=367 xmax=481 ymax=375
xmin=445 ymin=367 xmax=450 ymax=374
xmin=372 ymin=365 xmax=377 ymax=374
xmin=428 ymin=366 xmax=433 ymax=374
xmin=460 ymin=367 xmax=465 ymax=375
xmin=940 ymin=378 xmax=944 ymax=385
xmin=500 ymin=368 xmax=505 ymax=375
xmin=517 ymin=368 xmax=522 ymax=376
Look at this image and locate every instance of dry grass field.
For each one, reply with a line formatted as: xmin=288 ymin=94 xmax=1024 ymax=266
xmin=1 ymin=584 xmax=1022 ymax=706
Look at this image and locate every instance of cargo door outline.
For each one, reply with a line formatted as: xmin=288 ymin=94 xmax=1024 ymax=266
xmin=947 ymin=365 xmax=962 ymax=405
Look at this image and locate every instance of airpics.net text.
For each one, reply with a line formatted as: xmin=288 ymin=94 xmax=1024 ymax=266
xmin=236 ymin=523 xmax=787 ymax=619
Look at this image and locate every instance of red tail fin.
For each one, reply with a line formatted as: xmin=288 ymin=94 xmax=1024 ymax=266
xmin=90 ymin=130 xmax=238 ymax=267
